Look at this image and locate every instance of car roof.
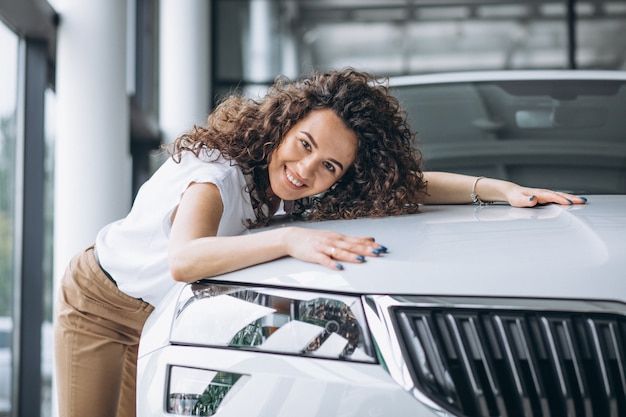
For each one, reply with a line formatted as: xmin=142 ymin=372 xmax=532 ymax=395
xmin=390 ymin=69 xmax=626 ymax=86
xmin=211 ymin=196 xmax=626 ymax=304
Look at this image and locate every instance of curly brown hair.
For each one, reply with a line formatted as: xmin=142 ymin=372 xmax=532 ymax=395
xmin=168 ymin=67 xmax=426 ymax=227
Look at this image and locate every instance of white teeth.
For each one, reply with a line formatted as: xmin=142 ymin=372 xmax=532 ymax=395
xmin=286 ymin=171 xmax=304 ymax=187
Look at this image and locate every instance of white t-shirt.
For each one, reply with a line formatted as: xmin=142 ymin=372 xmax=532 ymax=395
xmin=94 ymin=150 xmax=256 ymax=306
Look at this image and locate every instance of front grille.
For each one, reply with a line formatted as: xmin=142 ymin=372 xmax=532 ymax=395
xmin=394 ymin=307 xmax=626 ymax=417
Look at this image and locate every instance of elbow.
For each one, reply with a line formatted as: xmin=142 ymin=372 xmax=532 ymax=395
xmin=169 ymin=261 xmax=192 ymax=282
xmin=169 ymin=239 xmax=228 ymax=282
xmin=169 ymin=267 xmax=190 ymax=283
xmin=168 ymin=252 xmax=200 ymax=283
xmin=169 ymin=250 xmax=218 ymax=283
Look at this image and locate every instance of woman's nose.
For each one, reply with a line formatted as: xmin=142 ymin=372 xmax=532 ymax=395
xmin=297 ymin=156 xmax=317 ymax=179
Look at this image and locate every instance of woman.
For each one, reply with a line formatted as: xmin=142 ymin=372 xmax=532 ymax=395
xmin=54 ymin=68 xmax=586 ymax=417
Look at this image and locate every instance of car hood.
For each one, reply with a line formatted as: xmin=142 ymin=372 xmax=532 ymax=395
xmin=213 ymin=195 xmax=626 ymax=303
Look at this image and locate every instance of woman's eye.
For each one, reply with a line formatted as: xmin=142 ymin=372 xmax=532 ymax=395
xmin=300 ymin=139 xmax=312 ymax=151
xmin=323 ymin=161 xmax=336 ymax=172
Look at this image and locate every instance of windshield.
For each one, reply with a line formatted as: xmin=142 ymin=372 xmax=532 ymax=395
xmin=392 ymin=79 xmax=626 ymax=194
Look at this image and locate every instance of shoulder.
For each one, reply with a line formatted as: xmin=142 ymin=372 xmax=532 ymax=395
xmin=174 ymin=149 xmax=243 ymax=182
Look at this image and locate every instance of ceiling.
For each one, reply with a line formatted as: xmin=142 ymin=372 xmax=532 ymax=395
xmin=287 ymin=0 xmax=626 ymax=76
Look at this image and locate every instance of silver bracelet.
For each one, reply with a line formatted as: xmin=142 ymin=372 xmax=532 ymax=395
xmin=470 ymin=176 xmax=492 ymax=206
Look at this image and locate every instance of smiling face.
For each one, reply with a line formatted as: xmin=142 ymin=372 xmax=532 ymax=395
xmin=268 ymin=109 xmax=358 ymax=202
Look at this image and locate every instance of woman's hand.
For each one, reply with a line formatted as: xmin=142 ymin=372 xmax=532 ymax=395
xmin=282 ymin=227 xmax=387 ymax=271
xmin=420 ymin=173 xmax=588 ymax=207
xmin=504 ymin=183 xmax=588 ymax=207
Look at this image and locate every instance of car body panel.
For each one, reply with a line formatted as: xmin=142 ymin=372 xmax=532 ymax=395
xmin=138 ymin=345 xmax=437 ymax=417
xmin=138 ymin=196 xmax=626 ymax=416
xmin=210 ymin=197 xmax=626 ymax=302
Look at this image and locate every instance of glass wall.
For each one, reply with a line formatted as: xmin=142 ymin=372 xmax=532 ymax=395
xmin=0 ymin=17 xmax=55 ymax=417
xmin=213 ymin=0 xmax=626 ymax=98
xmin=0 ymin=19 xmax=19 ymax=417
xmin=42 ymin=88 xmax=55 ymax=417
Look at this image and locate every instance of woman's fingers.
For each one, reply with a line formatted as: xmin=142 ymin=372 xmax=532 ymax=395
xmin=532 ymin=189 xmax=588 ymax=206
xmin=323 ymin=248 xmax=383 ymax=270
xmin=554 ymin=191 xmax=588 ymax=204
xmin=323 ymin=236 xmax=387 ymax=270
xmin=508 ymin=186 xmax=588 ymax=207
xmin=327 ymin=235 xmax=385 ymax=259
xmin=287 ymin=228 xmax=387 ymax=271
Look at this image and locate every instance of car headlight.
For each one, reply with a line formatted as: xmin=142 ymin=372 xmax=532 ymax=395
xmin=170 ymin=282 xmax=376 ymax=363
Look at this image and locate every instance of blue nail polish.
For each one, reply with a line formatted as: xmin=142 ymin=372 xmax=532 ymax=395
xmin=372 ymin=249 xmax=381 ymax=255
xmin=580 ymin=196 xmax=588 ymax=202
xmin=529 ymin=196 xmax=535 ymax=202
xmin=378 ymin=245 xmax=388 ymax=253
xmin=356 ymin=255 xmax=365 ymax=261
xmin=567 ymin=199 xmax=573 ymax=205
xmin=336 ymin=263 xmax=344 ymax=270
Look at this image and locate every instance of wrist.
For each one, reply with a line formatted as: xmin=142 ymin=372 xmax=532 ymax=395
xmin=470 ymin=177 xmax=490 ymax=205
xmin=275 ymin=226 xmax=296 ymax=257
xmin=473 ymin=177 xmax=514 ymax=204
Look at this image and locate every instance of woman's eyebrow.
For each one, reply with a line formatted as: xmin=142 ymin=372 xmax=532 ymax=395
xmin=300 ymin=131 xmax=317 ymax=148
xmin=300 ymin=130 xmax=344 ymax=172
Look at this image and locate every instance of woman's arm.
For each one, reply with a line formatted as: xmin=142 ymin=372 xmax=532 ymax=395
xmin=420 ymin=172 xmax=587 ymax=207
xmin=168 ymin=182 xmax=384 ymax=283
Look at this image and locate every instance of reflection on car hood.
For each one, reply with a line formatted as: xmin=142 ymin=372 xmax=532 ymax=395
xmin=213 ymin=196 xmax=626 ymax=302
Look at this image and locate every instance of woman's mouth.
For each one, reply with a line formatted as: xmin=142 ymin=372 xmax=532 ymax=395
xmin=285 ymin=168 xmax=305 ymax=188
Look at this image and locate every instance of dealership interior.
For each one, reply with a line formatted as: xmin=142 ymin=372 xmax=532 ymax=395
xmin=0 ymin=0 xmax=625 ymax=416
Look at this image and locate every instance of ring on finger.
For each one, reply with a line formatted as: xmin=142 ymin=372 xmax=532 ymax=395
xmin=330 ymin=247 xmax=337 ymax=258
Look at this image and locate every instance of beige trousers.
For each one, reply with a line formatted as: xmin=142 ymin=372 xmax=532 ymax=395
xmin=54 ymin=245 xmax=154 ymax=417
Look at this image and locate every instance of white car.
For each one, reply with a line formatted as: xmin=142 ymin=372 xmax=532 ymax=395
xmin=137 ymin=71 xmax=626 ymax=417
